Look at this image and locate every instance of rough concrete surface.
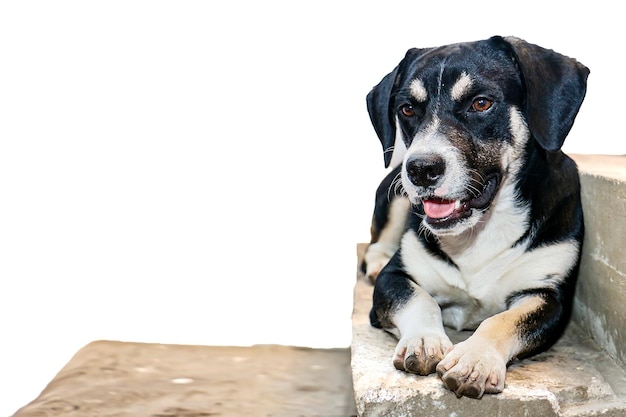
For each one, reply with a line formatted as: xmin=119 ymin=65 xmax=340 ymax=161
xmin=352 ymin=276 xmax=626 ymax=417
xmin=13 ymin=342 xmax=357 ymax=417
xmin=353 ymin=226 xmax=626 ymax=417
xmin=571 ymin=154 xmax=626 ymax=368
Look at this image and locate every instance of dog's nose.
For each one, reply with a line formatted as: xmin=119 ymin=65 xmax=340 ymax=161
xmin=406 ymin=155 xmax=445 ymax=187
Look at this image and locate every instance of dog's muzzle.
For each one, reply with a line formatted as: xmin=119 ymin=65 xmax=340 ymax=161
xmin=405 ymin=155 xmax=500 ymax=228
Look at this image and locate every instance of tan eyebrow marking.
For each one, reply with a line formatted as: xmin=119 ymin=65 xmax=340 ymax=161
xmin=409 ymin=79 xmax=427 ymax=102
xmin=450 ymin=72 xmax=473 ymax=101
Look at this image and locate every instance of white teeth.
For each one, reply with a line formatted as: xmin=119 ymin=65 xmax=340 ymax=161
xmin=454 ymin=200 xmax=461 ymax=209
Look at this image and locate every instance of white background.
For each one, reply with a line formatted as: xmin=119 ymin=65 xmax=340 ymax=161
xmin=1 ymin=1 xmax=624 ymax=415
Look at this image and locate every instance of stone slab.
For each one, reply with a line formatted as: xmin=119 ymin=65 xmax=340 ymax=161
xmin=352 ymin=259 xmax=626 ymax=416
xmin=572 ymin=154 xmax=626 ymax=182
xmin=13 ymin=341 xmax=357 ymax=417
xmin=571 ymin=154 xmax=626 ymax=368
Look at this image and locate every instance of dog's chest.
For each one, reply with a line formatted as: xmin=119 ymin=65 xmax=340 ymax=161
xmin=435 ymin=243 xmax=531 ymax=330
xmin=402 ymin=239 xmax=528 ymax=330
xmin=401 ymin=188 xmax=533 ymax=330
xmin=402 ymin=182 xmax=579 ymax=331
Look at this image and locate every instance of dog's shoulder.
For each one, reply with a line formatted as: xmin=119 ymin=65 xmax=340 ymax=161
xmin=518 ymin=151 xmax=584 ymax=248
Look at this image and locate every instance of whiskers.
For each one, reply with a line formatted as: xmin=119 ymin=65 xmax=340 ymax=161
xmin=384 ymin=167 xmax=430 ymax=240
xmin=466 ymin=169 xmax=486 ymax=197
xmin=416 ymin=219 xmax=432 ymax=240
xmin=383 ymin=146 xmax=396 ymax=158
xmin=387 ymin=170 xmax=408 ymax=202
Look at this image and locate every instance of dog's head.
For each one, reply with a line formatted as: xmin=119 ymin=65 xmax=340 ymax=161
xmin=367 ymin=36 xmax=589 ymax=236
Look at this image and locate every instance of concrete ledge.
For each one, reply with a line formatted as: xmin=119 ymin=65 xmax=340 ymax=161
xmin=13 ymin=342 xmax=356 ymax=417
xmin=571 ymin=154 xmax=626 ymax=368
xmin=352 ymin=274 xmax=626 ymax=416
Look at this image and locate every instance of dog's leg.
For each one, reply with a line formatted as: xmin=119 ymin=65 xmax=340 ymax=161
xmin=391 ymin=289 xmax=453 ymax=375
xmin=364 ymin=196 xmax=410 ymax=282
xmin=362 ymin=165 xmax=408 ymax=282
xmin=436 ymin=293 xmax=557 ymax=398
xmin=370 ymin=255 xmax=453 ymax=375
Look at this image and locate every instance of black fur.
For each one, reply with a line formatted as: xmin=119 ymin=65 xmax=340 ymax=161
xmin=363 ymin=36 xmax=589 ymax=399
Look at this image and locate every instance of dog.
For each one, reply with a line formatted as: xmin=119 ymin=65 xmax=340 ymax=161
xmin=363 ymin=36 xmax=589 ymax=399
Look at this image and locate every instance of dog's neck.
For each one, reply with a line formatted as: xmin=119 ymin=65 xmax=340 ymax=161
xmin=436 ymin=175 xmax=530 ymax=269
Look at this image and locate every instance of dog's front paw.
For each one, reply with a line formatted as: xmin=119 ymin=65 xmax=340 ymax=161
xmin=363 ymin=243 xmax=391 ymax=283
xmin=364 ymin=258 xmax=389 ymax=282
xmin=436 ymin=340 xmax=506 ymax=399
xmin=393 ymin=333 xmax=453 ymax=375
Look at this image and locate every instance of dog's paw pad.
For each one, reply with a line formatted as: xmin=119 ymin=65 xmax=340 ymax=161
xmin=485 ymin=372 xmax=503 ymax=394
xmin=436 ymin=341 xmax=506 ymax=398
xmin=392 ymin=346 xmax=408 ymax=370
xmin=393 ymin=334 xmax=452 ymax=376
xmin=405 ymin=352 xmax=436 ymax=375
xmin=441 ymin=370 xmax=487 ymax=399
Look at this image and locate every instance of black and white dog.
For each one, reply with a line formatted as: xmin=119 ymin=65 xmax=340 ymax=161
xmin=363 ymin=36 xmax=589 ymax=399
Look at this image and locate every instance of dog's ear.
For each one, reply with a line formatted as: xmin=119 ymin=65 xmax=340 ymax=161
xmin=367 ymin=67 xmax=399 ymax=168
xmin=367 ymin=48 xmax=425 ymax=167
xmin=498 ymin=36 xmax=590 ymax=152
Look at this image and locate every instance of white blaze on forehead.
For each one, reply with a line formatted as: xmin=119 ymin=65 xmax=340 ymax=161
xmin=450 ymin=72 xmax=473 ymax=101
xmin=409 ymin=78 xmax=427 ymax=102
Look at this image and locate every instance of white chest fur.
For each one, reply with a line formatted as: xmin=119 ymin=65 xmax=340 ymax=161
xmin=400 ymin=181 xmax=579 ymax=331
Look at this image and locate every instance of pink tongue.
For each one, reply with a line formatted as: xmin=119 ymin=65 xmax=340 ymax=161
xmin=423 ymin=200 xmax=456 ymax=219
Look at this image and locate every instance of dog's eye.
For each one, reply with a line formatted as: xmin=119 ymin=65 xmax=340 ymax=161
xmin=471 ymin=98 xmax=493 ymax=112
xmin=400 ymin=104 xmax=416 ymax=117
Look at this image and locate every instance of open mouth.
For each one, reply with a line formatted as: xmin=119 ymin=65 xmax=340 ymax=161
xmin=421 ymin=174 xmax=500 ymax=228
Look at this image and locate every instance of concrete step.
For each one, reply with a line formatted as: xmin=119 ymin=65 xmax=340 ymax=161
xmin=572 ymin=154 xmax=626 ymax=369
xmin=351 ymin=154 xmax=626 ymax=417
xmin=13 ymin=342 xmax=357 ymax=417
xmin=352 ymin=275 xmax=626 ymax=417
